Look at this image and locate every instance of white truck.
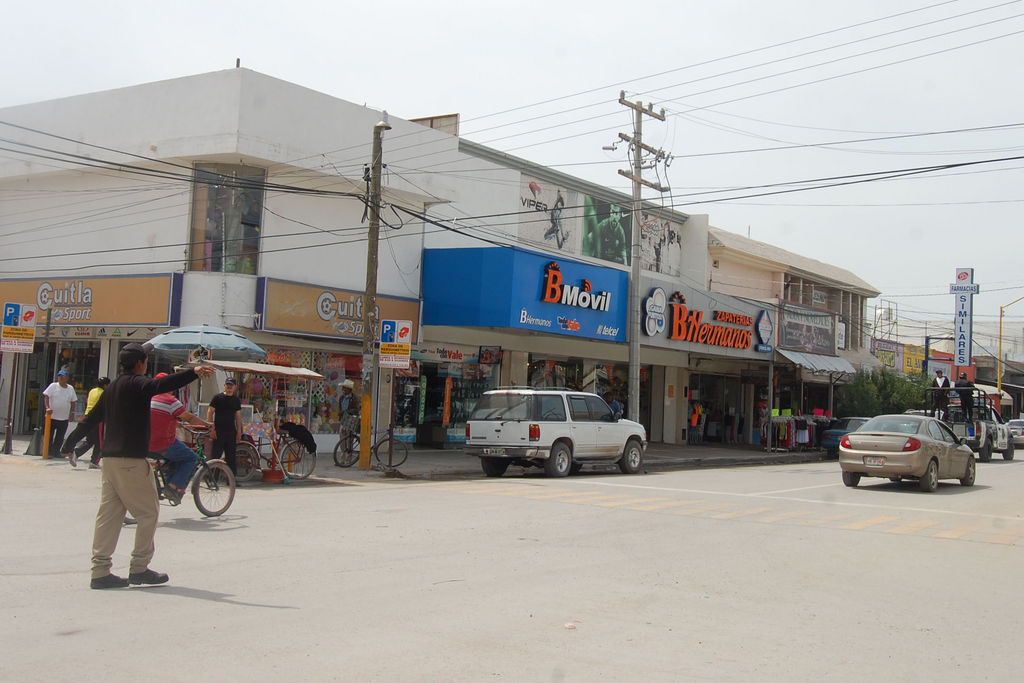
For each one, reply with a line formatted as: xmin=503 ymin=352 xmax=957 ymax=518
xmin=946 ymin=388 xmax=1014 ymax=462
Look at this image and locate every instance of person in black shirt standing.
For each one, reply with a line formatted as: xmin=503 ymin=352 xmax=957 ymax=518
xmin=207 ymin=377 xmax=242 ymax=476
xmin=61 ymin=342 xmax=213 ymax=589
xmin=955 ymin=372 xmax=975 ymax=422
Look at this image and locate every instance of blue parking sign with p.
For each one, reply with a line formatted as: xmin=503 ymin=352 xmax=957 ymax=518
xmin=380 ymin=319 xmax=397 ymax=343
xmin=3 ymin=302 xmax=20 ymax=327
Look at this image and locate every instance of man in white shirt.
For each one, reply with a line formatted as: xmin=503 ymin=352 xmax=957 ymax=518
xmin=43 ymin=369 xmax=77 ymax=457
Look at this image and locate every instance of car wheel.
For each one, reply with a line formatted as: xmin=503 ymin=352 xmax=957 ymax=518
xmin=979 ymin=439 xmax=992 ymax=462
xmin=918 ymin=459 xmax=939 ymax=492
xmin=544 ymin=442 xmax=572 ymax=478
xmin=959 ymin=455 xmax=976 ymax=487
xmin=1002 ymin=440 xmax=1014 ymax=461
xmin=842 ymin=471 xmax=860 ymax=487
xmin=480 ymin=457 xmax=510 ymax=478
xmin=617 ymin=439 xmax=643 ymax=474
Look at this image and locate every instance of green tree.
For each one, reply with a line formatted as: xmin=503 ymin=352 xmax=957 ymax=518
xmin=835 ymin=371 xmax=880 ymax=417
xmin=835 ymin=369 xmax=930 ymax=416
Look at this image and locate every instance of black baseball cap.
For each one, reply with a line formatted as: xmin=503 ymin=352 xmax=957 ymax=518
xmin=119 ymin=342 xmax=153 ymax=368
xmin=225 ymin=377 xmax=237 ymax=385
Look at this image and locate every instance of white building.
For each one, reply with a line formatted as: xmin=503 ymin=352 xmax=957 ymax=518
xmin=0 ymin=68 xmax=877 ymax=450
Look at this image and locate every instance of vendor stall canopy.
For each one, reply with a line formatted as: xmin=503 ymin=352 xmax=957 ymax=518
xmin=146 ymin=325 xmax=267 ymax=361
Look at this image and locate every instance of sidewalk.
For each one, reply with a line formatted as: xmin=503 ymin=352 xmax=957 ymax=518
xmin=2 ymin=434 xmax=827 ymax=482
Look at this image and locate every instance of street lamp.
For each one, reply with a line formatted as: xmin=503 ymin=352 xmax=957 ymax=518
xmin=998 ymin=294 xmax=1024 ymax=396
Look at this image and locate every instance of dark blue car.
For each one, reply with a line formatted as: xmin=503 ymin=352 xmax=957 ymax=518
xmin=822 ymin=417 xmax=870 ymax=457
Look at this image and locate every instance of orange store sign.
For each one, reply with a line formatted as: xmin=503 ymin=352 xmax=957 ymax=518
xmin=258 ymin=278 xmax=419 ymax=342
xmin=0 ymin=274 xmax=180 ymax=326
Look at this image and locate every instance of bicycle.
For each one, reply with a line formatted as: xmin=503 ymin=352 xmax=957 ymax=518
xmin=152 ymin=426 xmax=235 ymax=517
xmin=333 ymin=424 xmax=408 ymax=468
xmin=235 ymin=422 xmax=316 ymax=482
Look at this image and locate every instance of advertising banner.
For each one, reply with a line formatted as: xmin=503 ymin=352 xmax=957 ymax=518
xmin=518 ymin=176 xmax=581 ymax=256
xmin=581 ymin=194 xmax=632 ymax=266
xmin=639 ymin=211 xmax=682 ymax=277
xmin=257 ymin=278 xmax=419 ymax=342
xmin=0 ymin=274 xmax=180 ymax=327
xmin=779 ymin=303 xmax=836 ymax=355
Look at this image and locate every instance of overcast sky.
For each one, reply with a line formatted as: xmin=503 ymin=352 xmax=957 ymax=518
xmin=3 ymin=0 xmax=1023 ymax=350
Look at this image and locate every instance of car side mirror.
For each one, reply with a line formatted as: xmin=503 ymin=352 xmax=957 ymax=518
xmin=959 ymin=437 xmax=967 ymax=445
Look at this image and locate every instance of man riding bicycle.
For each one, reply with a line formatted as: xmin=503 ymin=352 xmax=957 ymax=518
xmin=149 ymin=373 xmax=212 ymax=505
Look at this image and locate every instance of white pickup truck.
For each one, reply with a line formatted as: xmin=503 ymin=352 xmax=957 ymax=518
xmin=946 ymin=389 xmax=1014 ymax=462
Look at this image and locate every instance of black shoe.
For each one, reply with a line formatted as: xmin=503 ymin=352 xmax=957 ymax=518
xmin=128 ymin=569 xmax=169 ymax=585
xmin=123 ymin=516 xmax=137 ymax=526
xmin=90 ymin=573 xmax=129 ymax=589
xmin=163 ymin=486 xmax=183 ymax=505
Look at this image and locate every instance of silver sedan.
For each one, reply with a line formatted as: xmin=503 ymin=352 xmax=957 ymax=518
xmin=838 ymin=414 xmax=975 ymax=492
xmin=1008 ymin=419 xmax=1024 ymax=448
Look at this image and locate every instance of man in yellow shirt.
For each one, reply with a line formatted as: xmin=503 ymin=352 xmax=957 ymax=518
xmin=71 ymin=377 xmax=110 ymax=468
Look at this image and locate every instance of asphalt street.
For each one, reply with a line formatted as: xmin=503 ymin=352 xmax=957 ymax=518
xmin=3 ymin=447 xmax=1023 ymax=682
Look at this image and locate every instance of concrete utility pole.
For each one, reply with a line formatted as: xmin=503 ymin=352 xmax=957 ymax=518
xmin=616 ymin=92 xmax=669 ymax=422
xmin=359 ymin=112 xmax=391 ymax=470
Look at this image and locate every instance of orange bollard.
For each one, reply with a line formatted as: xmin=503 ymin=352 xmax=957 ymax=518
xmin=42 ymin=411 xmax=52 ymax=459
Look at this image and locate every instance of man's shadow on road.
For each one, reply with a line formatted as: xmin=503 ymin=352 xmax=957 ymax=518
xmin=132 ymin=584 xmax=297 ymax=610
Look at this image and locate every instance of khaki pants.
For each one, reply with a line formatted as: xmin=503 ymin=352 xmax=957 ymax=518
xmin=91 ymin=457 xmax=159 ymax=579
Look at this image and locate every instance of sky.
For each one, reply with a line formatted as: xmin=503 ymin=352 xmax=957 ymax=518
xmin=2 ymin=0 xmax=1023 ymax=353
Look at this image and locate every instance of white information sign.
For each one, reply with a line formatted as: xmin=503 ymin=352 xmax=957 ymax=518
xmin=1 ymin=302 xmax=38 ymax=353
xmin=379 ymin=319 xmax=412 ymax=369
xmin=950 ymin=268 xmax=978 ymax=368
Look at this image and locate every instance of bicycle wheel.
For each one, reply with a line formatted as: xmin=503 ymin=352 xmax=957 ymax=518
xmin=235 ymin=442 xmax=261 ymax=482
xmin=192 ymin=460 xmax=235 ymax=517
xmin=373 ymin=437 xmax=409 ymax=467
xmin=280 ymin=438 xmax=316 ymax=479
xmin=333 ymin=432 xmax=360 ymax=467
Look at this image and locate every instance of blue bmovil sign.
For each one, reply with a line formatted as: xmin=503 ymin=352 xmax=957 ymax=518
xmin=422 ymin=248 xmax=628 ymax=342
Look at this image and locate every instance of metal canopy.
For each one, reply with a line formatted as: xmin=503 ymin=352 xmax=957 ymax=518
xmin=777 ymin=348 xmax=856 ymax=375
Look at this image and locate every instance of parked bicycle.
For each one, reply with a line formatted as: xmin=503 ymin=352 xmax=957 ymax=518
xmin=236 ymin=422 xmax=316 ymax=481
xmin=333 ymin=425 xmax=408 ymax=468
xmin=152 ymin=425 xmax=235 ymax=517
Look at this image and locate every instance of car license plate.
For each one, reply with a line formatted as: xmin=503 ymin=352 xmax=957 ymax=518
xmin=864 ymin=456 xmax=886 ymax=466
xmin=483 ymin=447 xmax=506 ymax=455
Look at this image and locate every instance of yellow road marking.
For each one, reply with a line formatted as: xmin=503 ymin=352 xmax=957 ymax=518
xmin=594 ymin=497 xmax=670 ymax=508
xmin=558 ymin=494 xmax=633 ymax=504
xmin=756 ymin=510 xmax=814 ymax=523
xmin=629 ymin=500 xmax=706 ymax=512
xmin=798 ymin=513 xmax=858 ymax=526
xmin=884 ymin=520 xmax=940 ymax=535
xmin=495 ymin=488 xmax=575 ymax=497
xmin=840 ymin=515 xmax=901 ymax=530
xmin=525 ymin=490 xmax=598 ymax=499
xmin=932 ymin=524 xmax=988 ymax=539
xmin=982 ymin=535 xmax=1018 ymax=545
xmin=673 ymin=503 xmax=737 ymax=515
xmin=712 ymin=506 xmax=775 ymax=519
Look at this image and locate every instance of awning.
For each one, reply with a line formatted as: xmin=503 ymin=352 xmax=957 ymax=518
xmin=777 ymin=349 xmax=856 ymax=375
xmin=974 ymin=383 xmax=1012 ymax=405
xmin=203 ymin=360 xmax=325 ymax=381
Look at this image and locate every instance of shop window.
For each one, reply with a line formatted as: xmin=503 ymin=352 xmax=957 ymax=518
xmin=187 ymin=163 xmax=265 ymax=274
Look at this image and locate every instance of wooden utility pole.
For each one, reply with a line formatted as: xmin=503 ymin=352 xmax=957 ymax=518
xmin=616 ymin=92 xmax=669 ymax=422
xmin=359 ymin=112 xmax=391 ymax=469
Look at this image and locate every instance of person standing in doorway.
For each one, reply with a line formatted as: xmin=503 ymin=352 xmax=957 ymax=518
xmin=43 ymin=369 xmax=77 ymax=459
xmin=71 ymin=376 xmax=109 ymax=468
xmin=207 ymin=377 xmax=242 ymax=477
xmin=60 ymin=342 xmax=214 ymax=589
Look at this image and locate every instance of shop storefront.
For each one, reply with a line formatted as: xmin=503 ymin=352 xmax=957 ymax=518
xmin=0 ymin=274 xmax=182 ymax=434
xmin=421 ymin=247 xmax=633 ymax=441
xmin=253 ymin=277 xmax=420 ymax=450
xmin=637 ymin=277 xmax=775 ymax=445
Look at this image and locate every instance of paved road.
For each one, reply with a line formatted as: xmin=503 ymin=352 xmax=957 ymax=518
xmin=2 ymin=454 xmax=1022 ymax=681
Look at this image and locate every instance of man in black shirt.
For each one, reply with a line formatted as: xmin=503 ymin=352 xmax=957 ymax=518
xmin=61 ymin=342 xmax=214 ymax=589
xmin=955 ymin=372 xmax=975 ymax=422
xmin=207 ymin=377 xmax=242 ymax=476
